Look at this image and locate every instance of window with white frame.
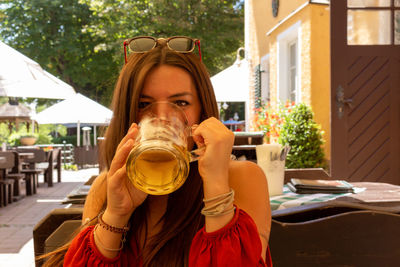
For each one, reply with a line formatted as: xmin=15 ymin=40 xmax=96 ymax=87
xmin=277 ymin=21 xmax=301 ymax=104
xmin=288 ymin=40 xmax=297 ymax=102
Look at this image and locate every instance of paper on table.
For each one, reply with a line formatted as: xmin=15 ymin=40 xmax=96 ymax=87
xmin=349 ymin=189 xmax=400 ymax=202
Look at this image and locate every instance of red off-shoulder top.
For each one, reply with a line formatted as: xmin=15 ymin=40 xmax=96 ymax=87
xmin=64 ymin=208 xmax=272 ymax=266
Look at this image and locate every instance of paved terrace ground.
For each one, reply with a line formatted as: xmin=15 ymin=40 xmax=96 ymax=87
xmin=0 ymin=168 xmax=100 ymax=267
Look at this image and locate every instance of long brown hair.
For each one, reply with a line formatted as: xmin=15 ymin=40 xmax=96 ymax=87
xmin=103 ymin=43 xmax=218 ymax=167
xmin=41 ymin=42 xmax=219 ymax=266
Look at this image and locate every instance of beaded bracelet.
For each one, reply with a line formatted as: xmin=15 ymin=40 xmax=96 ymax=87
xmin=93 ymin=224 xmax=125 ymax=252
xmin=97 ymin=211 xmax=130 ymax=234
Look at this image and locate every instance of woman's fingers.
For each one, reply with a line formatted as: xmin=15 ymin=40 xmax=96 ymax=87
xmin=192 ymin=117 xmax=234 ymax=177
xmin=192 ymin=117 xmax=234 ymax=148
xmin=109 ymin=138 xmax=135 ymax=177
xmin=108 ymin=124 xmax=138 ymax=176
xmin=116 ymin=123 xmax=138 ymax=151
xmin=108 ymin=163 xmax=127 ymax=188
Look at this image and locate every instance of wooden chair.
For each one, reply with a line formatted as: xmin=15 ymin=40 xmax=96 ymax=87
xmin=33 ymin=208 xmax=83 ymax=266
xmin=5 ymin=151 xmax=27 ymax=200
xmin=0 ymin=152 xmax=17 ymax=205
xmin=269 ymin=205 xmax=400 ymax=267
xmin=17 ymin=148 xmax=47 ymax=195
xmin=0 ymin=178 xmax=13 ymax=206
xmin=43 ymin=148 xmax=62 ymax=187
xmin=0 ymin=182 xmax=4 ymax=207
xmin=44 ymin=220 xmax=81 ymax=254
xmin=232 ymin=132 xmax=264 ymax=161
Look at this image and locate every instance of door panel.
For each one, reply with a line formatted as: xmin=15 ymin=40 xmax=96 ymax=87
xmin=331 ymin=0 xmax=400 ymax=185
xmin=348 ymin=109 xmax=390 ymax=159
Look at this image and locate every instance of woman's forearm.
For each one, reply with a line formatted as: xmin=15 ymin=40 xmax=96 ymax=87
xmin=93 ymin=210 xmax=131 ymax=259
xmin=202 ymin=177 xmax=234 ymax=232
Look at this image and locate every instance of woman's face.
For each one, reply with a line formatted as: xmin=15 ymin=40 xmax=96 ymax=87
xmin=139 ymin=64 xmax=202 ymax=126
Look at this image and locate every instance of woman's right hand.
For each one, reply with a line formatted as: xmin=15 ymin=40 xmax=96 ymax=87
xmin=103 ymin=123 xmax=148 ymax=227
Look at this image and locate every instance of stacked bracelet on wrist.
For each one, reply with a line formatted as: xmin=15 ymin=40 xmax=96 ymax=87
xmin=97 ymin=211 xmax=130 ymax=234
xmin=93 ymin=224 xmax=125 ymax=252
xmin=201 ymin=188 xmax=236 ymax=217
xmin=93 ymin=211 xmax=130 ymax=252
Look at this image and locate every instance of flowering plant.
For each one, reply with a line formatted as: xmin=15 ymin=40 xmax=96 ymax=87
xmin=253 ymin=101 xmax=326 ymax=168
xmin=253 ymin=101 xmax=295 ymax=143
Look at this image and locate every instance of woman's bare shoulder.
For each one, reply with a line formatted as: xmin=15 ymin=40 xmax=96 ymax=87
xmin=228 ymin=160 xmax=269 ymax=205
xmin=228 ymin=160 xmax=270 ymax=226
xmin=228 ymin=160 xmax=268 ymax=190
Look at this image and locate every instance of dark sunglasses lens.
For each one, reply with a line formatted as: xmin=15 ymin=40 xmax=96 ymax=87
xmin=129 ymin=38 xmax=156 ymax=52
xmin=168 ymin=38 xmax=194 ymax=52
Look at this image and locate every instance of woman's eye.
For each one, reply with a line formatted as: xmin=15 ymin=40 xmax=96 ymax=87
xmin=138 ymin=102 xmax=151 ymax=109
xmin=174 ymin=100 xmax=189 ymax=107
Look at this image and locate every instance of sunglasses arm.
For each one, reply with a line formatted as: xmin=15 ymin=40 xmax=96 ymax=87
xmin=196 ymin=40 xmax=201 ymax=62
xmin=123 ymin=41 xmax=128 ymax=64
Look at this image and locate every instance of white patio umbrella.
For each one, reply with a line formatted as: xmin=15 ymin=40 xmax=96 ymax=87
xmin=211 ymin=55 xmax=250 ymax=130
xmin=0 ymin=41 xmax=75 ymax=99
xmin=34 ymin=93 xmax=113 ymax=146
xmin=211 ymin=59 xmax=250 ymax=103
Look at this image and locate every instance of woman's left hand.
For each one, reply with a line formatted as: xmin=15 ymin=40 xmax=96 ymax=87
xmin=192 ymin=117 xmax=234 ymax=189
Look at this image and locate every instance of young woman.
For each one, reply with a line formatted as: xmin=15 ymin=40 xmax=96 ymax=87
xmin=49 ymin=37 xmax=271 ymax=267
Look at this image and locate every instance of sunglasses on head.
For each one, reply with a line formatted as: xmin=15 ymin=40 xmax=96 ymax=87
xmin=123 ymin=36 xmax=201 ymax=64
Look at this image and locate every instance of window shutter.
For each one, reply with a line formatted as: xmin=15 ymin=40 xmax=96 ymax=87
xmin=254 ymin=64 xmax=262 ymax=109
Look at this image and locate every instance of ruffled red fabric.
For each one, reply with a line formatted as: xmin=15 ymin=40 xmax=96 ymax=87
xmin=64 ymin=208 xmax=272 ymax=267
xmin=64 ymin=226 xmax=141 ymax=267
xmin=189 ymin=208 xmax=272 ymax=267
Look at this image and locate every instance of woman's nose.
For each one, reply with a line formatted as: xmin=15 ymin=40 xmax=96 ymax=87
xmin=152 ymin=102 xmax=175 ymax=118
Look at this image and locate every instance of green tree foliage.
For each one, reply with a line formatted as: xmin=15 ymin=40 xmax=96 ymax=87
xmin=0 ymin=0 xmax=244 ymax=106
xmin=278 ymin=103 xmax=326 ymax=169
xmin=0 ymin=0 xmax=120 ymax=105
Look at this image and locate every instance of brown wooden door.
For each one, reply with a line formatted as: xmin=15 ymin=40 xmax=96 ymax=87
xmin=331 ymin=0 xmax=400 ymax=184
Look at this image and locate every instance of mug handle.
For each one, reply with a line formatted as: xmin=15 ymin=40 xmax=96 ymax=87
xmin=188 ymin=124 xmax=205 ymax=162
xmin=189 ymin=146 xmax=205 ymax=162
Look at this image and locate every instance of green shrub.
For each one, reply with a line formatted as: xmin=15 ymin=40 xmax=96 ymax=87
xmin=52 ymin=135 xmax=78 ymax=146
xmin=52 ymin=134 xmax=97 ymax=146
xmin=63 ymin=164 xmax=78 ymax=171
xmin=278 ymin=103 xmax=326 ymax=168
xmin=36 ymin=132 xmax=52 ymax=144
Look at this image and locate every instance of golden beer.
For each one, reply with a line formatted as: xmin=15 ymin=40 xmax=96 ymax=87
xmin=126 ymin=142 xmax=190 ymax=195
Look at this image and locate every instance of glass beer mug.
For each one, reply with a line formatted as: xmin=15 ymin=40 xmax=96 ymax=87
xmin=126 ymin=101 xmax=200 ymax=195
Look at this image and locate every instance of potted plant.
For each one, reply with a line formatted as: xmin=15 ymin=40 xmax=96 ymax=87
xmin=20 ymin=134 xmax=38 ymax=146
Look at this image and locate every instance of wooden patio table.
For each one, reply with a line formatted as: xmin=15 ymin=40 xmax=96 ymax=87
xmin=269 ymin=182 xmax=400 ymax=266
xmin=271 ymin=181 xmax=400 ymax=215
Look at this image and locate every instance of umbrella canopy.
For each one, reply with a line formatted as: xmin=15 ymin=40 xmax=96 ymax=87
xmin=223 ymin=119 xmax=245 ymax=125
xmin=0 ymin=41 xmax=76 ymax=99
xmin=35 ymin=93 xmax=112 ymax=146
xmin=211 ymin=53 xmax=250 ymax=131
xmin=34 ymin=93 xmax=112 ymax=126
xmin=0 ymin=102 xmax=31 ymax=122
xmin=0 ymin=101 xmax=35 ymax=131
xmin=211 ymin=58 xmax=250 ymax=103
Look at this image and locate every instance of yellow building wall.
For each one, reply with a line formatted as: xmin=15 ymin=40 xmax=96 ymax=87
xmin=310 ymin=4 xmax=331 ymax=160
xmin=250 ymin=0 xmax=309 ymax=63
xmin=248 ymin=1 xmax=391 ymax=163
xmin=261 ymin=4 xmax=331 ymax=160
xmin=247 ymin=1 xmax=331 ymax=160
xmin=267 ymin=7 xmax=312 ymax=107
